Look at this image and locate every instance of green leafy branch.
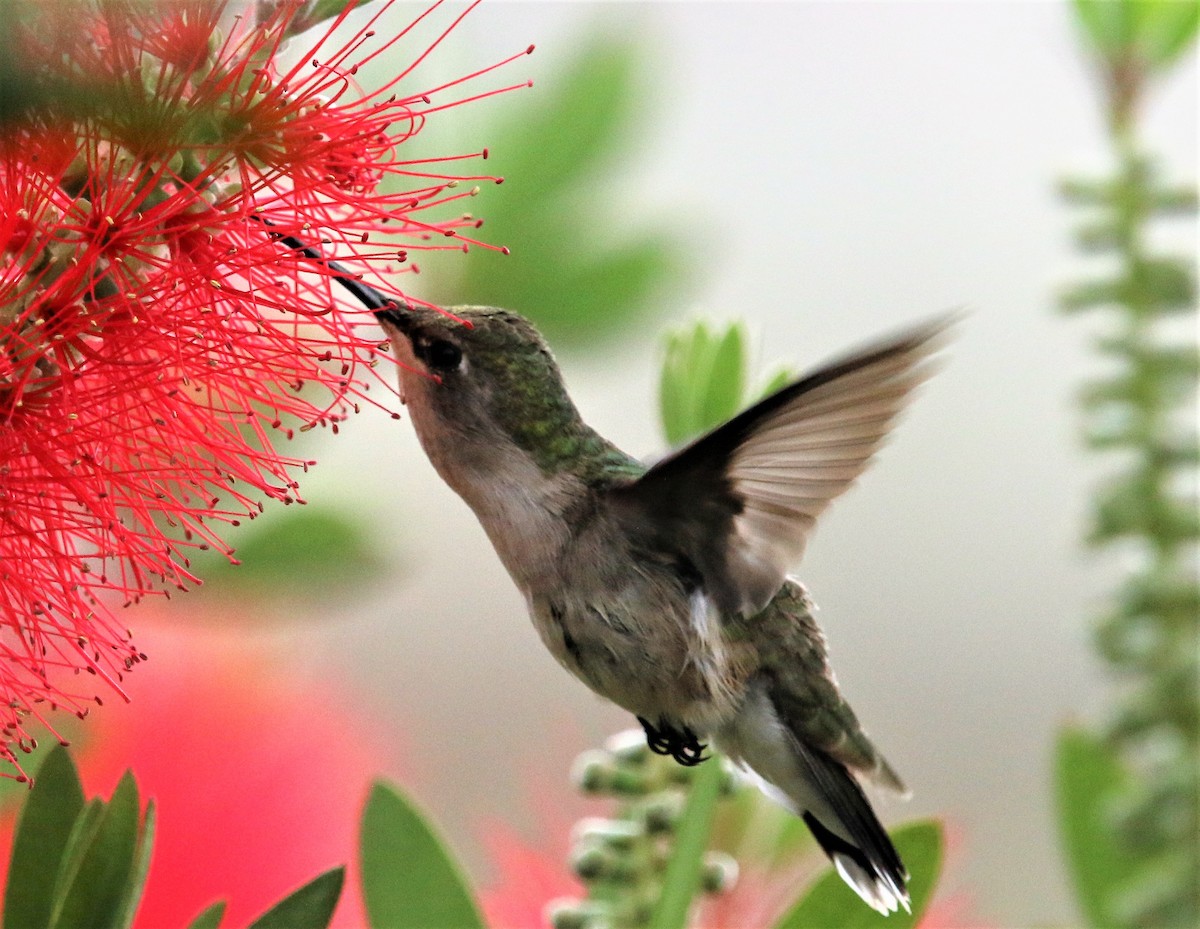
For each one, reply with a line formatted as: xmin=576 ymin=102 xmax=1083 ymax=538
xmin=1055 ymin=2 xmax=1198 ymax=927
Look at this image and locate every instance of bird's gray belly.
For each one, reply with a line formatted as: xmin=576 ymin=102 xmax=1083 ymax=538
xmin=526 ymin=590 xmax=740 ymax=731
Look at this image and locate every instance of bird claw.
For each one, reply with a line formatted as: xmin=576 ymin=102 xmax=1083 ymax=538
xmin=638 ymin=716 xmax=710 ymax=767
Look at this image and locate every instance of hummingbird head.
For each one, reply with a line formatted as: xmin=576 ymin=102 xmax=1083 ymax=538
xmin=377 ymin=305 xmax=596 ymax=479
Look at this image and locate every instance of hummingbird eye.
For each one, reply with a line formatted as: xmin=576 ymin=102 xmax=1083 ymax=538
xmin=422 ymin=338 xmax=463 ymax=372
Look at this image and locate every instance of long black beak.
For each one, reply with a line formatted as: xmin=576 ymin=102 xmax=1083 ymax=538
xmin=264 ymin=223 xmax=412 ymax=332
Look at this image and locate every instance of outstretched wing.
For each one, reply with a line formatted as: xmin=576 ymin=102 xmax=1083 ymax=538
xmin=611 ymin=316 xmax=951 ymax=617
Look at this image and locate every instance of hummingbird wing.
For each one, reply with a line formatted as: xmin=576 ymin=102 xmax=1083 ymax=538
xmin=611 ymin=316 xmax=950 ymax=617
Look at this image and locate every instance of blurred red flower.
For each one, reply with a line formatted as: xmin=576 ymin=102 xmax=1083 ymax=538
xmin=0 ymin=0 xmax=526 ymax=775
xmin=480 ymin=819 xmax=584 ymax=929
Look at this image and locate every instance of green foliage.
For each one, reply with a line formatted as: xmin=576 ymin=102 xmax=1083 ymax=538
xmin=772 ymin=820 xmax=943 ymax=929
xmin=49 ymin=772 xmax=153 ymax=929
xmin=247 ymin=869 xmax=345 ymax=929
xmin=659 ymin=320 xmax=792 ymax=446
xmin=183 ymin=903 xmax=227 ymax=929
xmin=418 ymin=25 xmax=690 ymax=349
xmin=1060 ymin=3 xmax=1198 ymax=924
xmin=1073 ymin=0 xmax=1199 ymax=70
xmin=2 ymin=749 xmax=153 ymax=929
xmin=191 ymin=507 xmax=387 ymax=603
xmin=1071 ymin=0 xmax=1200 ymax=130
xmin=4 ymin=747 xmax=86 ymax=929
xmin=660 ymin=322 xmax=746 ymax=447
xmin=1056 ymin=727 xmax=1141 ymax=927
xmin=358 ymin=781 xmax=485 ymax=929
xmin=1 ymin=747 xmax=344 ymax=929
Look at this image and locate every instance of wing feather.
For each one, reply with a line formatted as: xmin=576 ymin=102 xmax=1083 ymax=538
xmin=610 ymin=316 xmax=952 ymax=616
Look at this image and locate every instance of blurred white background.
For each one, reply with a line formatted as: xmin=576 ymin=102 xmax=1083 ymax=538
xmin=243 ymin=3 xmax=1195 ymax=924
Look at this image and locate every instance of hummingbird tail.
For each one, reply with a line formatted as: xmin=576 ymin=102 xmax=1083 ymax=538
xmin=792 ymin=741 xmax=910 ymax=915
xmin=716 ymin=687 xmax=909 ymax=914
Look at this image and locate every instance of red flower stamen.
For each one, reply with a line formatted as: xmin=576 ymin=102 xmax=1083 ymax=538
xmin=0 ymin=0 xmax=527 ymax=777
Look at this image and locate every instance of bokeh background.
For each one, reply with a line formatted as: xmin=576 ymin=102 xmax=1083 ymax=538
xmin=11 ymin=3 xmax=1193 ymax=927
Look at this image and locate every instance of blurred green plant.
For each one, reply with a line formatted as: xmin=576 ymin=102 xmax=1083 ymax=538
xmin=1056 ymin=1 xmax=1198 ymax=926
xmin=659 ymin=320 xmax=793 ymax=447
xmin=1 ymin=747 xmax=343 ymax=929
xmin=410 ymin=24 xmax=692 ymax=349
xmin=188 ymin=507 xmax=389 ymax=606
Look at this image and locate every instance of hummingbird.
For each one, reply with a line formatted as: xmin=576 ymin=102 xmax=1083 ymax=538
xmin=377 ymin=304 xmax=948 ymax=914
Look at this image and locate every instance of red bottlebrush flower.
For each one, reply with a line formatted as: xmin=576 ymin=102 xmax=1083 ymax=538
xmin=0 ymin=0 xmax=530 ymax=776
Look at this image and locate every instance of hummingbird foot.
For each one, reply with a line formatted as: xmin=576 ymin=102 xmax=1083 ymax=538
xmin=637 ymin=716 xmax=710 ymax=767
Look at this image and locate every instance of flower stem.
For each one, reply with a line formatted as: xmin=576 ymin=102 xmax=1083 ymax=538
xmin=647 ymin=756 xmax=723 ymax=929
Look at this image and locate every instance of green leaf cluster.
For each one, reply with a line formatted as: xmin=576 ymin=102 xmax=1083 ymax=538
xmin=1060 ymin=3 xmax=1198 ymax=925
xmin=4 ymin=747 xmax=153 ymax=929
xmin=2 ymin=747 xmax=345 ymax=929
xmin=659 ymin=320 xmax=791 ymax=446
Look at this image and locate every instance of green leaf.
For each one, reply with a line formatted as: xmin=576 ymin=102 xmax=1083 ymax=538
xmin=247 ymin=868 xmax=344 ymax=929
xmin=757 ymin=367 xmax=795 ymax=400
xmin=192 ymin=507 xmax=385 ymax=601
xmin=49 ymin=801 xmax=105 ymax=925
xmin=111 ymin=799 xmax=155 ymax=929
xmin=50 ymin=772 xmax=143 ymax=929
xmin=698 ymin=324 xmax=747 ymax=434
xmin=359 ymin=781 xmax=484 ymax=929
xmin=1072 ymin=0 xmax=1137 ymax=59
xmin=1072 ymin=0 xmax=1200 ymax=71
xmin=4 ymin=745 xmax=85 ymax=929
xmin=659 ymin=330 xmax=694 ymax=446
xmin=1055 ymin=727 xmax=1141 ymax=927
xmin=658 ymin=321 xmax=751 ymax=446
xmin=771 ymin=820 xmax=943 ymax=929
xmin=1134 ymin=0 xmax=1199 ymax=70
xmin=184 ymin=902 xmax=226 ymax=929
xmin=648 ymin=759 xmax=726 ymax=929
